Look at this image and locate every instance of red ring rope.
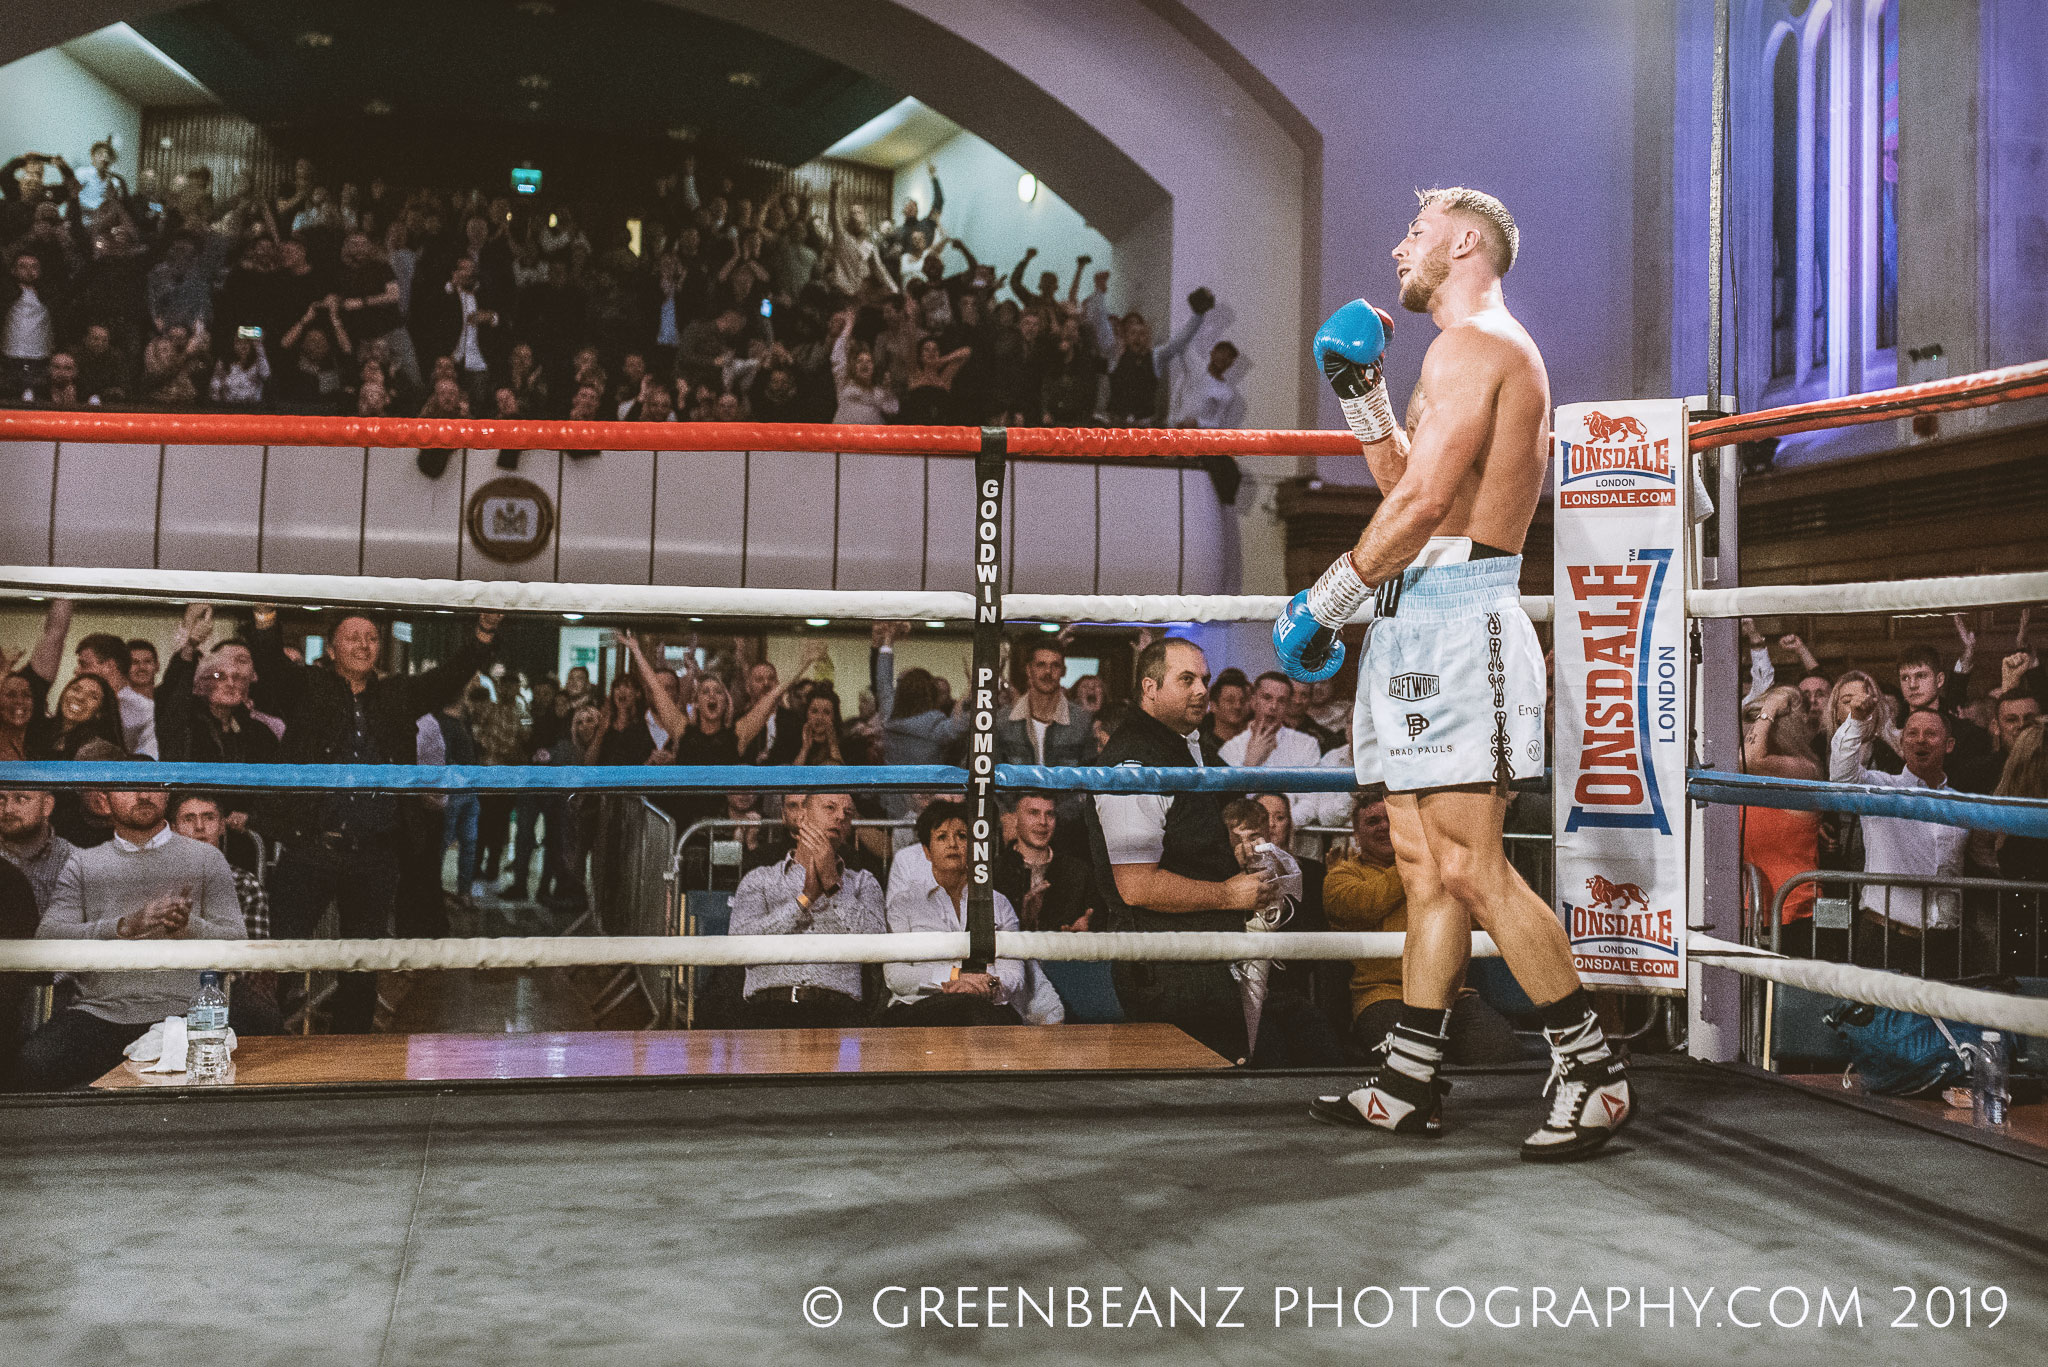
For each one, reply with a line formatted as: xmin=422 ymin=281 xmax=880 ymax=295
xmin=1687 ymin=358 xmax=2048 ymax=450
xmin=2 ymin=356 xmax=2039 ymax=458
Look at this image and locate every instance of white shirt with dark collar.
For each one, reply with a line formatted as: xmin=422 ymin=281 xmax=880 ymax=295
xmin=454 ymin=285 xmax=487 ymax=372
xmin=1829 ymin=716 xmax=1966 ymax=928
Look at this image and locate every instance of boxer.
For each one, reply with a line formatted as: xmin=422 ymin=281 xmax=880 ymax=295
xmin=1274 ymin=187 xmax=1629 ymax=1161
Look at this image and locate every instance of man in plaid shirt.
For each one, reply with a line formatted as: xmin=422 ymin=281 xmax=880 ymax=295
xmin=170 ymin=792 xmax=278 ymax=1031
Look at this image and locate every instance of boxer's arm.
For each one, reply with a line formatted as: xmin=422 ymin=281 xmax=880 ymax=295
xmin=1347 ymin=331 xmax=1500 ymax=587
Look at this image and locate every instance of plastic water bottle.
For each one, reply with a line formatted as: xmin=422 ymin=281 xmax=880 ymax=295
xmin=1973 ymin=1031 xmax=2009 ymax=1127
xmin=185 ymin=971 xmax=232 ymax=1083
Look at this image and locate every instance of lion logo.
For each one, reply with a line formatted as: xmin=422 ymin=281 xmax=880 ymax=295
xmin=1584 ymin=411 xmax=1650 ymax=444
xmin=1586 ymin=875 xmax=1649 ymax=911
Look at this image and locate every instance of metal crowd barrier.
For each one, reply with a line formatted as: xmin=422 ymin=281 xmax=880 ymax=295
xmin=1768 ymin=869 xmax=2048 ymax=981
xmin=582 ymin=796 xmax=678 ymax=1025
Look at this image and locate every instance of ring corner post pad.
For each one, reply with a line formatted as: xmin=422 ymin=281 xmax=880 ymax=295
xmin=964 ymin=426 xmax=1008 ymax=970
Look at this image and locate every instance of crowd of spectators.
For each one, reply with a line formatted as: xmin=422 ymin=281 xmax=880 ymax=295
xmin=1 ymin=144 xmax=1247 ymax=457
xmin=2 ymin=595 xmax=1401 ymax=1084
xmin=1737 ymin=612 xmax=2047 ymax=975
xmin=13 ymin=581 xmax=2040 ymax=1084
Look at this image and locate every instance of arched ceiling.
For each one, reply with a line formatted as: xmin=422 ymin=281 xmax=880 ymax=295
xmin=10 ymin=0 xmax=1171 ymax=238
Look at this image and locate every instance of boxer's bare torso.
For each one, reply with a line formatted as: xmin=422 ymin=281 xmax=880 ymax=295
xmin=1364 ymin=305 xmax=1551 ymax=559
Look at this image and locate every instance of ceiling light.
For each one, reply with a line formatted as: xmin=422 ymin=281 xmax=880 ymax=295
xmin=296 ymin=31 xmax=334 ymax=49
xmin=526 ymin=100 xmax=543 ymax=112
xmin=688 ymin=616 xmax=704 ymax=623
xmin=727 ymin=70 xmax=761 ymax=87
xmin=562 ymin=613 xmax=584 ymax=621
xmin=518 ymin=73 xmax=552 ymax=91
xmin=924 ymin=621 xmax=946 ymax=629
xmin=665 ymin=126 xmax=697 ymax=142
xmin=805 ymin=618 xmax=831 ymax=627
xmin=1017 ymin=173 xmax=1038 ymax=203
xmin=363 ymin=99 xmax=392 ymax=116
xmin=1038 ymin=622 xmax=1060 ymax=632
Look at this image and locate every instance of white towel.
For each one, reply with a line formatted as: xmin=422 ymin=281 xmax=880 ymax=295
xmin=124 ymin=1016 xmax=238 ymax=1073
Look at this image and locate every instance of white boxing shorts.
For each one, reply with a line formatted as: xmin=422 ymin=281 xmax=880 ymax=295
xmin=1352 ymin=553 xmax=1545 ymax=793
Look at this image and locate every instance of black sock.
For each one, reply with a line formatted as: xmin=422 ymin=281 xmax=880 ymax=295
xmin=1397 ymin=1003 xmax=1449 ymax=1038
xmin=1535 ymin=987 xmax=1594 ymax=1033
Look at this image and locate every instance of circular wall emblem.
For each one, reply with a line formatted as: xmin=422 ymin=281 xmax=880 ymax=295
xmin=466 ymin=476 xmax=555 ymax=564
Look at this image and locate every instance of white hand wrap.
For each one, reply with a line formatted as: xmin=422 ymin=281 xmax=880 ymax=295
xmin=1305 ymin=553 xmax=1373 ymax=630
xmin=1338 ymin=362 xmax=1398 ymax=446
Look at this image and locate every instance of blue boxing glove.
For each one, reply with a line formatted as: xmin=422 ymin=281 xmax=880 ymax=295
xmin=1273 ymin=591 xmax=1345 ymax=683
xmin=1313 ymin=299 xmax=1398 ymax=446
xmin=1273 ymin=552 xmax=1376 ymax=683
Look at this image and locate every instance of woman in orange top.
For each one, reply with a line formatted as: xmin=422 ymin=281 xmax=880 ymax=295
xmin=1742 ymin=686 xmax=1823 ymax=955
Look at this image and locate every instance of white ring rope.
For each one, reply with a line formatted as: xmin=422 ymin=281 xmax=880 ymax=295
xmin=8 ymin=930 xmax=2042 ymax=1035
xmin=0 ymin=930 xmax=1485 ymax=973
xmin=1688 ymin=934 xmax=2048 ymax=1036
xmin=1689 ymin=568 xmax=2048 ymax=620
xmin=14 ymin=563 xmax=2044 ymax=627
xmin=0 ymin=565 xmax=1552 ymax=624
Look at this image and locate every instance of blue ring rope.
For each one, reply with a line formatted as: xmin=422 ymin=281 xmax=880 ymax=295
xmin=7 ymin=761 xmax=2039 ymax=835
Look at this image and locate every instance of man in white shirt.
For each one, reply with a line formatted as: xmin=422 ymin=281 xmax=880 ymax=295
xmin=1177 ymin=339 xmax=1247 ymax=430
xmin=883 ymin=799 xmax=1025 ymax=1026
xmin=74 ymin=633 xmax=159 ymax=759
xmin=2 ymin=251 xmax=55 ymax=397
xmin=822 ymin=180 xmax=896 ymax=299
xmin=1219 ymin=671 xmax=1324 ymax=829
xmin=1830 ymin=698 xmax=1967 ymax=976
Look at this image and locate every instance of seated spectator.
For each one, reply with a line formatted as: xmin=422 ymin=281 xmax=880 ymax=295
xmin=1219 ymin=671 xmax=1324 ymax=831
xmin=1087 ymin=637 xmax=1270 ymax=1060
xmin=1830 ymin=696 xmax=1967 ymax=975
xmin=74 ymin=631 xmax=158 ymax=758
xmin=995 ymin=793 xmax=1096 ymax=932
xmin=1741 ymin=686 xmax=1824 ymax=956
xmin=1283 ymin=680 xmax=1345 ymax=752
xmin=729 ymin=791 xmax=884 ymax=1028
xmin=167 ymin=792 xmax=278 ymax=1035
xmin=883 ymin=799 xmax=1027 ymax=1026
xmin=0 ymin=786 xmax=77 ymax=917
xmin=1322 ymin=792 xmax=1520 ymax=1064
xmin=14 ymin=769 xmax=245 ymax=1091
xmin=1199 ymin=668 xmax=1251 ymax=749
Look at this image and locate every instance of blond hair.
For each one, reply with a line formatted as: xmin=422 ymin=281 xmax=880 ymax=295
xmin=1416 ymin=186 xmax=1519 ymax=274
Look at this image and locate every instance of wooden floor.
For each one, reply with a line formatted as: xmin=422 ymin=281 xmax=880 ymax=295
xmin=92 ymin=1024 xmax=1230 ymax=1090
xmin=1785 ymin=1072 xmax=2048 ymax=1155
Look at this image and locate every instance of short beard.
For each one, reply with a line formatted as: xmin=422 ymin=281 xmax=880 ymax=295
xmin=1399 ymin=241 xmax=1451 ymax=313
